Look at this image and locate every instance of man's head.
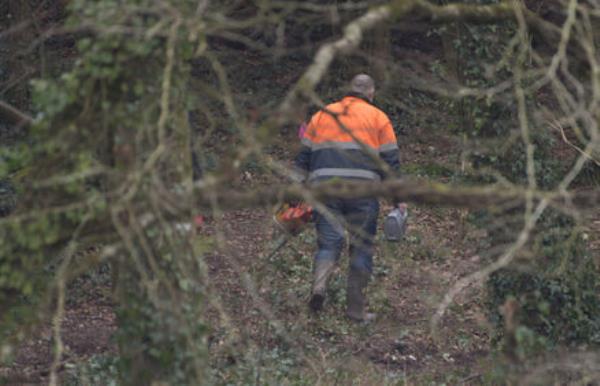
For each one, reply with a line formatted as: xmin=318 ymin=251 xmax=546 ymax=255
xmin=350 ymin=74 xmax=375 ymax=102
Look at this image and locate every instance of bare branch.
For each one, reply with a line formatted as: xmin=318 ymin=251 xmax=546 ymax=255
xmin=276 ymin=0 xmax=565 ymax=126
xmin=0 ymin=100 xmax=34 ymax=126
xmin=188 ymin=178 xmax=600 ymax=212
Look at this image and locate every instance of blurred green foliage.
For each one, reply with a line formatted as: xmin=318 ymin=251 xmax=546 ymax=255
xmin=1 ymin=0 xmax=209 ymax=383
xmin=487 ymin=210 xmax=600 ymax=350
xmin=443 ymin=0 xmax=600 ymax=361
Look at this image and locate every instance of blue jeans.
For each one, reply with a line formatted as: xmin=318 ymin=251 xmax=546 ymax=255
xmin=314 ymin=198 xmax=379 ymax=273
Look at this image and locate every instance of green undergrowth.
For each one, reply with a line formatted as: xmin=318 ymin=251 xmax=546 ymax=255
xmin=481 ymin=208 xmax=600 ymax=361
xmin=402 ymin=162 xmax=456 ymax=179
xmin=64 ymin=355 xmax=120 ymax=386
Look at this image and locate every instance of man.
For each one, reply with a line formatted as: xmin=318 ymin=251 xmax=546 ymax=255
xmin=293 ymin=74 xmax=402 ymax=322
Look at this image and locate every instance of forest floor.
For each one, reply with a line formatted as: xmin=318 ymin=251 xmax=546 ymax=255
xmin=2 ymin=128 xmax=599 ymax=385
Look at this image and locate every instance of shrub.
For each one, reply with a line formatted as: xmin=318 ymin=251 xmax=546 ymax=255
xmin=486 ymin=210 xmax=600 ymax=350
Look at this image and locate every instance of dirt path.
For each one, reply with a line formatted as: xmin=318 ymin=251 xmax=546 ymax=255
xmin=202 ymin=202 xmax=492 ymax=384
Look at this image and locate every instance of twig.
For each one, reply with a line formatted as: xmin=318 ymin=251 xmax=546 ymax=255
xmin=0 ymin=100 xmax=34 ymax=126
xmin=460 ymin=373 xmax=482 ymax=384
xmin=551 ymin=120 xmax=600 ymax=166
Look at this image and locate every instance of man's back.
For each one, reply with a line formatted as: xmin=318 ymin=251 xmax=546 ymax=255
xmin=305 ymin=96 xmax=393 ymax=150
xmin=294 ymin=95 xmax=399 ymax=183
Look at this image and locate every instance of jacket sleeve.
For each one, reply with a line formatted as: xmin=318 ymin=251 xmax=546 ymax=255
xmin=378 ymin=115 xmax=400 ymax=177
xmin=291 ymin=121 xmax=314 ymax=183
xmin=292 ymin=142 xmax=311 ymax=183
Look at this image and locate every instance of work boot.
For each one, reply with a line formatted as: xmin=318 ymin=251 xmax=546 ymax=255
xmin=309 ymin=259 xmax=336 ymax=312
xmin=346 ymin=268 xmax=376 ymax=322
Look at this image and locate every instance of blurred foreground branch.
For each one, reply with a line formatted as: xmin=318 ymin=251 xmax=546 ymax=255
xmin=191 ymin=179 xmax=597 ymax=212
xmin=277 ymin=0 xmax=564 ymax=124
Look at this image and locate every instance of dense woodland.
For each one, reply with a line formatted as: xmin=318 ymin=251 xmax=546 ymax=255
xmin=2 ymin=0 xmax=600 ymax=384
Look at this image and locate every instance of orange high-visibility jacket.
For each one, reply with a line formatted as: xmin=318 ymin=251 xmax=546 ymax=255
xmin=293 ymin=94 xmax=400 ymax=183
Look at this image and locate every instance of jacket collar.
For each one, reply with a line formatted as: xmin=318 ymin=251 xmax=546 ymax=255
xmin=343 ymin=92 xmax=373 ymax=105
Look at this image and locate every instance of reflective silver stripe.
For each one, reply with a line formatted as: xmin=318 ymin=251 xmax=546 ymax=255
xmin=313 ymin=141 xmax=368 ymax=151
xmin=379 ymin=142 xmax=399 ymax=152
xmin=288 ymin=167 xmax=308 ymax=183
xmin=301 ymin=139 xmax=376 ymax=151
xmin=308 ymin=168 xmax=381 ymax=181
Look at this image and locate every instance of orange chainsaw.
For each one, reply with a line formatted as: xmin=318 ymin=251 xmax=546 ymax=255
xmin=267 ymin=202 xmax=313 ymax=259
xmin=274 ymin=202 xmax=313 ymax=236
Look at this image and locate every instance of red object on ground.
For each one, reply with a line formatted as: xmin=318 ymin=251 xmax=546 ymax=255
xmin=193 ymin=215 xmax=205 ymax=230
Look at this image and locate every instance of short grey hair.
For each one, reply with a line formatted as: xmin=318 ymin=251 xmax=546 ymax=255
xmin=350 ymin=74 xmax=375 ymax=97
